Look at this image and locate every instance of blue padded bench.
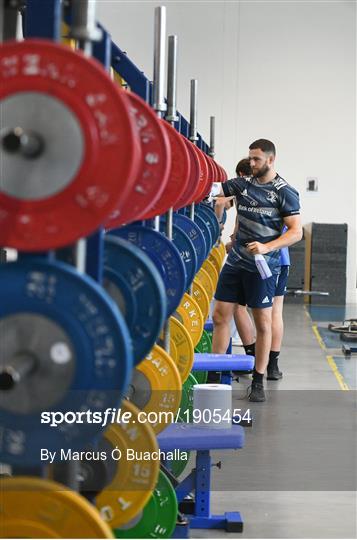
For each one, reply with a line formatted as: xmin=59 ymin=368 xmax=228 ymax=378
xmin=193 ymin=352 xmax=254 ymax=384
xmin=204 ymin=318 xmax=214 ymax=332
xmin=158 ymin=422 xmax=245 ymax=534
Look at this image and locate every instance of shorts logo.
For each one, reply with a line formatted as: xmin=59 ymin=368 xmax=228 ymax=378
xmin=262 ymin=296 xmax=270 ymax=304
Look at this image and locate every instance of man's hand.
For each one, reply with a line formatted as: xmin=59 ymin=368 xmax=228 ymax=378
xmin=246 ymin=241 xmax=269 ymax=255
xmin=225 ymin=241 xmax=233 ymax=254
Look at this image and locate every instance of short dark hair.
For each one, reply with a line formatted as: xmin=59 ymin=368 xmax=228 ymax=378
xmin=235 ymin=158 xmax=252 ymax=177
xmin=249 ymin=139 xmax=276 ymax=156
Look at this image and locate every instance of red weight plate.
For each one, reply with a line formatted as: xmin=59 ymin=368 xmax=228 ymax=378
xmin=211 ymin=158 xmax=220 ymax=182
xmin=200 ymin=153 xmax=215 ymax=200
xmin=105 ymin=91 xmax=171 ymax=227
xmin=206 ymin=156 xmax=216 ymax=183
xmin=193 ymin=147 xmax=209 ymax=203
xmin=219 ymin=164 xmax=228 ymax=181
xmin=141 ymin=123 xmax=190 ymax=218
xmin=173 ymin=138 xmax=200 ymax=210
xmin=0 ymin=40 xmax=141 ymax=251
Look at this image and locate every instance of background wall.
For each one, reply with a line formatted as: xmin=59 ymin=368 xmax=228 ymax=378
xmin=97 ymin=0 xmax=357 ymax=303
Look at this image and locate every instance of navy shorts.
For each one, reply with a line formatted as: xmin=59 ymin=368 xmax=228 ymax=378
xmin=214 ymin=264 xmax=277 ymax=308
xmin=275 ymin=265 xmax=289 ymax=296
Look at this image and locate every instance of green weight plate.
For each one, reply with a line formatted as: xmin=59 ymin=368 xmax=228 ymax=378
xmin=114 ymin=470 xmax=177 ymax=539
xmin=170 ymin=416 xmax=190 ymax=478
xmin=171 ymin=375 xmax=198 ymax=478
xmin=179 ymin=373 xmax=198 ymax=422
xmin=193 ymin=330 xmax=211 ymax=384
xmin=194 ymin=329 xmax=212 ymax=353
xmin=192 ymin=370 xmax=208 ymax=384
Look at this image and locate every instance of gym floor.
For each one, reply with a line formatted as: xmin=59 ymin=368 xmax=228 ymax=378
xmin=192 ymin=303 xmax=357 ymax=539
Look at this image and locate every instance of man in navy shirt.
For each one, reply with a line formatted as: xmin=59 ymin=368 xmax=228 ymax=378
xmin=211 ymin=139 xmax=302 ymax=402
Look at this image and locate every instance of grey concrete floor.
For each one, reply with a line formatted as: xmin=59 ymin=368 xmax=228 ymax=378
xmin=189 ymin=304 xmax=357 ymax=539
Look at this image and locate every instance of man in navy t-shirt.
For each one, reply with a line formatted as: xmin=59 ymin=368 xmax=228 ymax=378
xmin=211 ymin=139 xmax=302 ymax=402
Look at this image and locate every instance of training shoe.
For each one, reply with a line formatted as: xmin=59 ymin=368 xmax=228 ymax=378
xmin=248 ymin=382 xmax=266 ymax=402
xmin=267 ymin=367 xmax=283 ymax=380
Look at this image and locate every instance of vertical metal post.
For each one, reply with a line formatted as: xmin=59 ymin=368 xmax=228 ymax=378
xmin=209 ymin=116 xmax=215 ymax=158
xmin=152 ymin=6 xmax=167 ymax=116
xmin=164 ymin=34 xmax=178 ymax=245
xmin=53 ymin=0 xmax=102 ymax=489
xmin=152 ymin=7 xmax=171 ymax=352
xmin=195 ymin=451 xmax=211 ymax=517
xmin=189 ymin=79 xmax=198 ymax=228
xmin=166 ymin=35 xmax=179 ymax=123
xmin=187 ymin=80 xmax=199 ymax=294
xmin=1 ymin=0 xmax=19 ymax=42
xmin=69 ymin=0 xmax=102 ymax=56
xmin=68 ymin=0 xmax=104 ymax=279
xmin=189 ymin=79 xmax=198 ymax=144
xmin=162 ymin=33 xmax=180 ymax=352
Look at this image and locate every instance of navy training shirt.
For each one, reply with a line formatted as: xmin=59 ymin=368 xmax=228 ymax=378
xmin=222 ymin=174 xmax=300 ymax=274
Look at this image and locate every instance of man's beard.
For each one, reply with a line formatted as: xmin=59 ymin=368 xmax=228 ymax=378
xmin=255 ymin=164 xmax=270 ymax=178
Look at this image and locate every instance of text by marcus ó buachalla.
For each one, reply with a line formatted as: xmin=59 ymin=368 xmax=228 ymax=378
xmin=40 ymin=448 xmax=188 ymax=463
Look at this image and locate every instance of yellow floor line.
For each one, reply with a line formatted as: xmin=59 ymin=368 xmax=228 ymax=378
xmin=312 ymin=324 xmax=326 ymax=350
xmin=326 ymin=356 xmax=350 ymax=391
xmin=311 ymin=323 xmax=350 ymax=391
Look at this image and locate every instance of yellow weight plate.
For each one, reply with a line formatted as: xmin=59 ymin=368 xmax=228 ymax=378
xmin=61 ymin=22 xmax=76 ymax=49
xmin=196 ymin=266 xmax=215 ymax=300
xmin=175 ymin=293 xmax=204 ymax=348
xmin=212 ymin=245 xmax=224 ymax=266
xmin=192 ymin=278 xmax=210 ymax=322
xmin=217 ymin=240 xmax=226 ymax=261
xmin=208 ymin=249 xmax=222 ymax=275
xmin=0 ymin=476 xmax=113 ymax=538
xmin=112 ymin=69 xmax=129 ymax=90
xmin=169 ymin=337 xmax=178 ymax=365
xmin=202 ymin=258 xmax=219 ymax=288
xmin=97 ymin=400 xmax=160 ymax=528
xmin=158 ymin=338 xmax=178 ymax=368
xmin=161 ymin=317 xmax=194 ymax=383
xmin=133 ymin=345 xmax=182 ymax=434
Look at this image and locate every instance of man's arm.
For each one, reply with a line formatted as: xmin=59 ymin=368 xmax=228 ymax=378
xmin=246 ymin=215 xmax=303 ymax=255
xmin=211 ymin=178 xmax=243 ymax=200
xmin=228 ymin=211 xmax=239 ymax=242
xmin=210 ymin=182 xmax=225 ymax=198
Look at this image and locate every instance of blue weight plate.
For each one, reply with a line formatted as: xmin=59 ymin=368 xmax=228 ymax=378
xmin=109 ymin=225 xmax=186 ymax=318
xmin=159 ymin=220 xmax=197 ymax=290
xmin=199 ymin=203 xmax=221 ymax=241
xmin=193 ymin=213 xmax=213 ymax=257
xmin=172 ymin=213 xmax=206 ymax=271
xmin=104 ymin=236 xmax=167 ymax=366
xmin=195 ymin=204 xmax=220 ymax=246
xmin=178 ymin=208 xmax=213 ymax=256
xmin=0 ymin=259 xmax=132 ymax=465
